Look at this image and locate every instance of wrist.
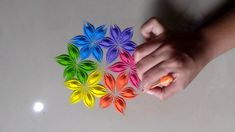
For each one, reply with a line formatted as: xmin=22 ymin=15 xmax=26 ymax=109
xmin=192 ymin=28 xmax=214 ymax=70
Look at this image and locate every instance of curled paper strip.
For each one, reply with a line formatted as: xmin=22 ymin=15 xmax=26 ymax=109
xmin=56 ymin=22 xmax=140 ymax=114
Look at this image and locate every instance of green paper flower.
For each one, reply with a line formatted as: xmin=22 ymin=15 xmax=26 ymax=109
xmin=56 ymin=44 xmax=98 ymax=83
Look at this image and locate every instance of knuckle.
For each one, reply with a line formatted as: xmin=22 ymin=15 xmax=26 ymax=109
xmin=142 ymin=72 xmax=149 ymax=80
xmin=149 ymin=52 xmax=157 ymax=59
xmin=136 ymin=60 xmax=144 ymax=70
xmin=158 ymin=65 xmax=168 ymax=72
xmin=134 ymin=48 xmax=142 ymax=59
xmin=149 ymin=17 xmax=158 ymax=23
xmin=140 ymin=28 xmax=146 ymax=35
xmin=163 ymin=44 xmax=173 ymax=51
xmin=167 ymin=57 xmax=183 ymax=68
xmin=134 ymin=48 xmax=141 ymax=56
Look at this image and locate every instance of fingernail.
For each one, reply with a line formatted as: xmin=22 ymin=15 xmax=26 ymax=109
xmin=147 ymin=91 xmax=153 ymax=95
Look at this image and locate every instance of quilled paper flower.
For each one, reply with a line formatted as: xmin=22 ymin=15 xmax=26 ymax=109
xmin=56 ymin=23 xmax=140 ymax=115
xmin=100 ymin=25 xmax=137 ymax=63
xmin=56 ymin=44 xmax=97 ymax=83
xmin=108 ymin=51 xmax=140 ymax=88
xmin=99 ymin=72 xmax=137 ymax=114
xmin=64 ymin=70 xmax=107 ymax=108
xmin=71 ymin=22 xmax=107 ymax=62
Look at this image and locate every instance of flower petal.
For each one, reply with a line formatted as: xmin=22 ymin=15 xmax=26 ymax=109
xmin=92 ymin=45 xmax=103 ymax=62
xmin=90 ymin=84 xmax=107 ymax=97
xmin=87 ymin=70 xmax=102 ymax=86
xmin=129 ymin=71 xmax=140 ymax=88
xmin=114 ymin=96 xmax=126 ymax=114
xmin=120 ymin=87 xmax=137 ymax=99
xmin=55 ymin=54 xmax=72 ymax=66
xmin=121 ymin=27 xmax=133 ymax=43
xmin=71 ymin=35 xmax=89 ymax=46
xmin=80 ymin=45 xmax=91 ymax=60
xmin=106 ymin=46 xmax=119 ymax=64
xmin=121 ymin=41 xmax=136 ymax=52
xmin=116 ymin=72 xmax=128 ymax=92
xmin=108 ymin=62 xmax=127 ymax=72
xmin=110 ymin=25 xmax=121 ymax=41
xmin=67 ymin=44 xmax=80 ymax=61
xmin=99 ymin=93 xmax=113 ymax=108
xmin=63 ymin=66 xmax=76 ymax=81
xmin=100 ymin=37 xmax=115 ymax=48
xmin=64 ymin=79 xmax=82 ymax=91
xmin=83 ymin=22 xmax=95 ymax=40
xmin=70 ymin=89 xmax=83 ymax=104
xmin=94 ymin=25 xmax=106 ymax=40
xmin=76 ymin=69 xmax=88 ymax=84
xmin=83 ymin=92 xmax=95 ymax=108
xmin=120 ymin=50 xmax=134 ymax=65
xmin=79 ymin=60 xmax=97 ymax=71
xmin=104 ymin=73 xmax=115 ymax=92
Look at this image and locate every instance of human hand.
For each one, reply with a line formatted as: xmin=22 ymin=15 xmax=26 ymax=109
xmin=134 ymin=17 xmax=208 ymax=100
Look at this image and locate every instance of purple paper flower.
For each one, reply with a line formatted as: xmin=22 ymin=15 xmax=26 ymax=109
xmin=100 ymin=25 xmax=136 ymax=63
xmin=70 ymin=22 xmax=106 ymax=62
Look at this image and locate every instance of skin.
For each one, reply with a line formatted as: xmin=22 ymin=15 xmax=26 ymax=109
xmin=134 ymin=8 xmax=235 ymax=100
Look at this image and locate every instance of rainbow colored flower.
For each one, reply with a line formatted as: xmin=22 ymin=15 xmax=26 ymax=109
xmin=55 ymin=22 xmax=139 ymax=114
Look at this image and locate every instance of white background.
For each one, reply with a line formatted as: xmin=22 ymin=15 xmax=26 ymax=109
xmin=0 ymin=0 xmax=235 ymax=132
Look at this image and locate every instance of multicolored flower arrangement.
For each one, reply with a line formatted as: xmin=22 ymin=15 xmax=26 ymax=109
xmin=56 ymin=22 xmax=140 ymax=114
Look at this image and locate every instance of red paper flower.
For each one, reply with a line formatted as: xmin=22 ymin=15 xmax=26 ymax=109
xmin=99 ymin=72 xmax=137 ymax=114
xmin=108 ymin=51 xmax=140 ymax=88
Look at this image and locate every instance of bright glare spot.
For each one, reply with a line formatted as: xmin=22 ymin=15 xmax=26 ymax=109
xmin=33 ymin=102 xmax=44 ymax=112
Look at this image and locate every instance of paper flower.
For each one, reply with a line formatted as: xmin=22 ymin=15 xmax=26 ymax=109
xmin=71 ymin=22 xmax=107 ymax=62
xmin=108 ymin=51 xmax=140 ymax=88
xmin=64 ymin=70 xmax=107 ymax=108
xmin=99 ymin=72 xmax=137 ymax=114
xmin=56 ymin=44 xmax=97 ymax=83
xmin=56 ymin=23 xmax=140 ymax=115
xmin=100 ymin=25 xmax=137 ymax=63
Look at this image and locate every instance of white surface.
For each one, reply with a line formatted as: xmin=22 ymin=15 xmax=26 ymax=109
xmin=0 ymin=0 xmax=235 ymax=132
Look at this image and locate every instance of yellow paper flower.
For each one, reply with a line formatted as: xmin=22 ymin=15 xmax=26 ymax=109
xmin=64 ymin=70 xmax=107 ymax=108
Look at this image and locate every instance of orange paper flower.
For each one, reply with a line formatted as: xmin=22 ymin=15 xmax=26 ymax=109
xmin=99 ymin=72 xmax=138 ymax=114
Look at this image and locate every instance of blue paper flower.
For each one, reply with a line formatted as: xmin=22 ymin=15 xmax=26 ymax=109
xmin=71 ymin=22 xmax=107 ymax=62
xmin=100 ymin=25 xmax=136 ymax=64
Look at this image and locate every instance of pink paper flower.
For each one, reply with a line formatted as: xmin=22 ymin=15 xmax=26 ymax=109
xmin=108 ymin=51 xmax=140 ymax=88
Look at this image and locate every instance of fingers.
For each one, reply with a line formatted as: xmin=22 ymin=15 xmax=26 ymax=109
xmin=146 ymin=86 xmax=163 ymax=99
xmin=141 ymin=62 xmax=170 ymax=92
xmin=147 ymin=81 xmax=183 ymax=100
xmin=140 ymin=17 xmax=165 ymax=39
xmin=134 ymin=17 xmax=166 ymax=66
xmin=134 ymin=38 xmax=163 ymax=64
xmin=136 ymin=46 xmax=171 ymax=80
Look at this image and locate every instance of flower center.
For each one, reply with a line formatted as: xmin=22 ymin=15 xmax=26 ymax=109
xmin=82 ymin=83 xmax=89 ymax=93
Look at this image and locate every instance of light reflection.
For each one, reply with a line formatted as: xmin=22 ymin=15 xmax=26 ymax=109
xmin=33 ymin=102 xmax=44 ymax=112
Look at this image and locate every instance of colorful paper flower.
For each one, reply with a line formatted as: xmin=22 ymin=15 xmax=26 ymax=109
xmin=56 ymin=23 xmax=140 ymax=115
xmin=64 ymin=70 xmax=107 ymax=108
xmin=99 ymin=72 xmax=137 ymax=114
xmin=100 ymin=25 xmax=137 ymax=63
xmin=55 ymin=44 xmax=97 ymax=83
xmin=71 ymin=22 xmax=107 ymax=62
xmin=108 ymin=51 xmax=140 ymax=88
